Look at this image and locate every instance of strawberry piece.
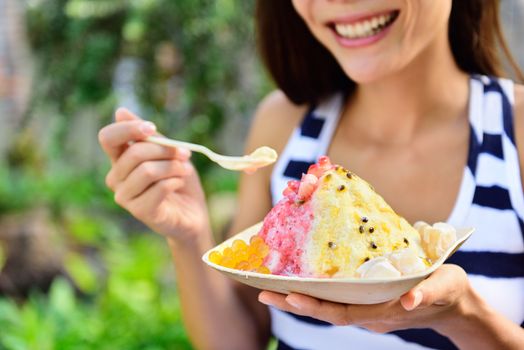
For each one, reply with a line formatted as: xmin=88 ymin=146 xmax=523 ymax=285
xmin=298 ymin=173 xmax=318 ymax=200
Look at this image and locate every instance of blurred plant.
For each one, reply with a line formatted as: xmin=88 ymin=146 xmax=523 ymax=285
xmin=0 ymin=245 xmax=5 ymax=272
xmin=24 ymin=0 xmax=269 ymax=180
xmin=0 ymin=1 xmax=273 ymax=348
xmin=0 ymin=233 xmax=193 ymax=350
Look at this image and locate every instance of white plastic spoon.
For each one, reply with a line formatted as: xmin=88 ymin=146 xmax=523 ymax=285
xmin=146 ymin=135 xmax=277 ymax=172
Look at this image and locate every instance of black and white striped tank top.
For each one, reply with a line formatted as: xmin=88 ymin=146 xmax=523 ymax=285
xmin=269 ymin=75 xmax=524 ymax=350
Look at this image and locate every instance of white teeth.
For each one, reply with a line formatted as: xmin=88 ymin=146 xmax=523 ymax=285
xmin=363 ymin=21 xmax=372 ymax=33
xmin=355 ymin=23 xmax=365 ymax=36
xmin=334 ymin=13 xmax=394 ymax=39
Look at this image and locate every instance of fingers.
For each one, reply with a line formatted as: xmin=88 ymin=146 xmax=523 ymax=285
xmin=258 ymin=291 xmax=314 ymax=321
xmin=258 ymin=291 xmax=293 ymax=311
xmin=400 ymin=264 xmax=468 ymax=311
xmin=258 ymin=266 xmax=470 ymax=332
xmin=115 ymin=107 xmax=141 ymax=122
xmin=99 ymin=120 xmax=156 ymax=163
xmin=260 ymin=290 xmax=407 ymax=327
xmin=125 ymin=177 xmax=186 ymax=220
xmin=106 ymin=142 xmax=191 ymax=190
xmin=400 ymin=289 xmax=424 ymax=311
xmin=285 ymin=293 xmax=353 ymax=326
xmin=284 ymin=293 xmax=403 ymax=326
xmin=258 ymin=291 xmax=352 ymax=326
xmin=114 ymin=160 xmax=192 ymax=205
xmin=98 ymin=110 xmax=157 ymax=163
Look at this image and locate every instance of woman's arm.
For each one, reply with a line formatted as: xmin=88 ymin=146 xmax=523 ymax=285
xmin=99 ymin=92 xmax=305 ymax=350
xmin=437 ymin=286 xmax=524 ymax=350
xmin=99 ymin=109 xmax=258 ymax=350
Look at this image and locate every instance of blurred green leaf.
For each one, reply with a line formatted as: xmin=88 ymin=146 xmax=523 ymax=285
xmin=65 ymin=0 xmax=127 ymax=19
xmin=0 ymin=244 xmax=5 ymax=271
xmin=64 ymin=252 xmax=99 ymax=293
xmin=49 ymin=278 xmax=76 ymax=316
xmin=1 ymin=334 xmax=28 ymax=350
xmin=123 ymin=17 xmax=146 ymax=43
xmin=0 ymin=299 xmax=22 ymax=328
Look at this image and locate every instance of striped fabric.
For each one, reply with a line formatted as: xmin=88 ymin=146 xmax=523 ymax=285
xmin=268 ymin=76 xmax=524 ymax=350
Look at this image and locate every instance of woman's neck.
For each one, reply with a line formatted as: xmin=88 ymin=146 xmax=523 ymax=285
xmin=346 ymin=32 xmax=470 ymax=146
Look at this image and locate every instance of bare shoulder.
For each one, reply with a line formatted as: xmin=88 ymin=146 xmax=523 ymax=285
xmin=512 ymin=83 xmax=524 ymax=184
xmin=513 ymin=83 xmax=524 ymax=140
xmin=245 ymin=90 xmax=308 ymax=154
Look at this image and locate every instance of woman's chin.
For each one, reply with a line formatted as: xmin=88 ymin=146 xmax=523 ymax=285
xmin=349 ymin=76 xmax=379 ymax=85
xmin=339 ymin=61 xmax=397 ymax=85
xmin=345 ymin=71 xmax=384 ymax=85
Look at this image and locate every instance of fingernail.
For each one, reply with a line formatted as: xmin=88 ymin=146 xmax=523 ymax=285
xmin=258 ymin=294 xmax=272 ymax=306
xmin=183 ymin=162 xmax=193 ymax=172
xmin=140 ymin=121 xmax=156 ymax=135
xmin=412 ymin=291 xmax=423 ymax=309
xmin=286 ymin=297 xmax=301 ymax=310
xmin=178 ymin=147 xmax=191 ymax=159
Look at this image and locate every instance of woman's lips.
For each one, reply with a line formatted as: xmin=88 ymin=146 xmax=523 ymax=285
xmin=328 ymin=10 xmax=400 ymax=48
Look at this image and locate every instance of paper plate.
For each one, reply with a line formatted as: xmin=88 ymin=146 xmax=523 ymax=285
xmin=202 ymin=222 xmax=474 ymax=304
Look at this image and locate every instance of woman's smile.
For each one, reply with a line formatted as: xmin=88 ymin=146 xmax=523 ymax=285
xmin=292 ymin=0 xmax=454 ymax=83
xmin=328 ymin=9 xmax=400 ymax=47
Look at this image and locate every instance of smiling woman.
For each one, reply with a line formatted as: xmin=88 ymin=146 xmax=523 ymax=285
xmin=98 ymin=0 xmax=524 ymax=349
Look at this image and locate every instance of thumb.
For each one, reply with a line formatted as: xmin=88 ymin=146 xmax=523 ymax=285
xmin=400 ymin=264 xmax=467 ymax=311
xmin=115 ymin=107 xmax=142 ymax=122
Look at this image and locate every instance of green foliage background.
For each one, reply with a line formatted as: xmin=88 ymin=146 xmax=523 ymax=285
xmin=0 ymin=0 xmax=272 ymax=348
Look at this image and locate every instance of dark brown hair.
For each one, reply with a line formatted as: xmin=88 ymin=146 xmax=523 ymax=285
xmin=256 ymin=0 xmax=524 ymax=105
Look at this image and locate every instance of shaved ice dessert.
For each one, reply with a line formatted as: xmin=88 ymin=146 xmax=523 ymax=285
xmin=212 ymin=156 xmax=456 ymax=278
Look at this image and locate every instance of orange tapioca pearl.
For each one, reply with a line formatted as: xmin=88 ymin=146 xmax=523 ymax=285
xmin=257 ymin=243 xmax=269 ymax=257
xmin=255 ymin=266 xmax=271 ymax=274
xmin=222 ymin=247 xmax=234 ymax=258
xmin=235 ymin=261 xmax=250 ymax=271
xmin=248 ymin=244 xmax=259 ymax=256
xmin=234 ymin=249 xmax=249 ymax=262
xmin=220 ymin=256 xmax=236 ymax=268
xmin=249 ymin=235 xmax=264 ymax=247
xmin=248 ymin=254 xmax=263 ymax=269
xmin=232 ymin=239 xmax=248 ymax=252
xmin=249 ymin=236 xmax=266 ymax=253
xmin=208 ymin=251 xmax=223 ymax=264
